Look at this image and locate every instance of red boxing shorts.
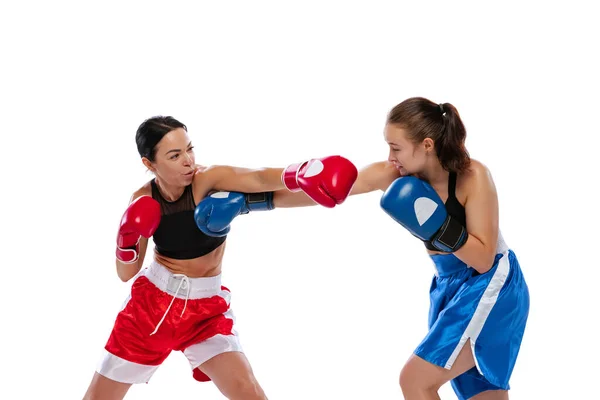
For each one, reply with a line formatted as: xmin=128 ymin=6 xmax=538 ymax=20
xmin=96 ymin=261 xmax=242 ymax=384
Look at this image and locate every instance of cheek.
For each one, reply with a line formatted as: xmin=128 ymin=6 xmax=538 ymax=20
xmin=417 ymin=149 xmax=429 ymax=163
xmin=161 ymin=161 xmax=179 ymax=175
xmin=397 ymin=151 xmax=411 ymax=163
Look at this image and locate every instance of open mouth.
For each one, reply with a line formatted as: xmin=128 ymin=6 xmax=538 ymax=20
xmin=395 ymin=165 xmax=406 ymax=175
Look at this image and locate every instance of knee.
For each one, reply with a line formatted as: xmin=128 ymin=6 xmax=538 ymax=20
xmin=399 ymin=364 xmax=440 ymax=395
xmin=399 ymin=364 xmax=415 ymax=392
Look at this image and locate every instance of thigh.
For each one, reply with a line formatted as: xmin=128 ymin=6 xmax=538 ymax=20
xmin=182 ymin=331 xmax=243 ymax=381
xmin=83 ymin=372 xmax=132 ymax=400
xmin=469 ymin=390 xmax=509 ymax=400
xmin=100 ymin=277 xmax=173 ymax=383
xmin=402 ymin=339 xmax=477 ymax=391
xmin=198 ymin=352 xmax=265 ymax=399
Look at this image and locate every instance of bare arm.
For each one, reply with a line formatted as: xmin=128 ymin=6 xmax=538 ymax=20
xmin=200 ymin=165 xmax=285 ymax=194
xmin=453 ymin=163 xmax=499 ymax=273
xmin=350 ymin=160 xmax=400 ymax=194
xmin=272 ymin=189 xmax=317 ymax=208
xmin=273 ymin=161 xmax=400 ymax=208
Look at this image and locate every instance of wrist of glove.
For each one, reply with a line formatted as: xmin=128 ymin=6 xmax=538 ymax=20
xmin=428 ymin=214 xmax=468 ymax=253
xmin=244 ymin=192 xmax=274 ymax=212
xmin=116 ymin=241 xmax=140 ymax=263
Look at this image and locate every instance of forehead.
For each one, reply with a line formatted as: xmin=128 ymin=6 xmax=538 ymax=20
xmin=383 ymin=124 xmax=409 ymax=143
xmin=157 ymin=128 xmax=191 ymax=149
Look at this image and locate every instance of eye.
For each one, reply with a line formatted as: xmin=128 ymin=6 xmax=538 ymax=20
xmin=170 ymin=154 xmax=179 ymax=160
xmin=187 ymin=146 xmax=194 ymax=152
xmin=391 ymin=147 xmax=401 ymax=152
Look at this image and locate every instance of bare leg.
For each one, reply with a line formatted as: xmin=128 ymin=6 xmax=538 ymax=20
xmin=198 ymin=351 xmax=267 ymax=400
xmin=470 ymin=390 xmax=509 ymax=399
xmin=399 ymin=340 xmax=477 ymax=400
xmin=82 ymin=372 xmax=132 ymax=400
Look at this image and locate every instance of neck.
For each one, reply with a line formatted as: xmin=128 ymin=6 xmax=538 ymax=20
xmin=155 ymin=177 xmax=185 ymax=201
xmin=417 ymin=158 xmax=448 ymax=186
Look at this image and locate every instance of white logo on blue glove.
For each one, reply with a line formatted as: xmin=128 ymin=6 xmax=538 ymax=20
xmin=210 ymin=192 xmax=231 ymax=199
xmin=414 ymin=197 xmax=439 ymax=226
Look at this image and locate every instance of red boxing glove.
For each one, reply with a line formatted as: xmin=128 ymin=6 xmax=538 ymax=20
xmin=116 ymin=196 xmax=161 ymax=263
xmin=282 ymin=155 xmax=358 ymax=208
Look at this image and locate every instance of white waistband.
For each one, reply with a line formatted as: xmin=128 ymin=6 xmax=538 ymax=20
xmin=143 ymin=261 xmax=222 ymax=300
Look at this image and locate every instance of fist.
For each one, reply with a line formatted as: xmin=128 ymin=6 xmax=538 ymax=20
xmin=194 ymin=191 xmax=248 ymax=237
xmin=116 ymin=196 xmax=161 ymax=263
xmin=380 ymin=177 xmax=467 ymax=252
xmin=282 ymin=155 xmax=358 ymax=208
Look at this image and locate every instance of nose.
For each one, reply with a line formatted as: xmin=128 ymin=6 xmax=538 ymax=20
xmin=182 ymin=152 xmax=193 ymax=167
xmin=387 ymin=148 xmax=396 ymax=163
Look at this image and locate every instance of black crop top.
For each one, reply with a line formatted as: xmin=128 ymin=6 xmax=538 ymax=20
xmin=424 ymin=172 xmax=466 ymax=251
xmin=151 ymin=179 xmax=226 ymax=259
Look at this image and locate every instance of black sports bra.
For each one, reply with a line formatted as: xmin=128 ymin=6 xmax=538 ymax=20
xmin=424 ymin=172 xmax=466 ymax=251
xmin=150 ymin=179 xmax=226 ymax=259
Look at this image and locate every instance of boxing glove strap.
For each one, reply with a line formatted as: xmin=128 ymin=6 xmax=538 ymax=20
xmin=282 ymin=162 xmax=306 ymax=192
xmin=431 ymin=214 xmax=468 ymax=253
xmin=116 ymin=245 xmax=139 ymax=264
xmin=245 ymin=192 xmax=274 ymax=212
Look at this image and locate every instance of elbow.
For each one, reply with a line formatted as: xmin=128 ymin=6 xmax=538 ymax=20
xmin=458 ymin=235 xmax=497 ymax=274
xmin=472 ymin=250 xmax=497 ymax=274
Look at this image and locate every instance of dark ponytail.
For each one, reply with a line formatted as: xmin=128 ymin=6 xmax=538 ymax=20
xmin=387 ymin=97 xmax=470 ymax=173
xmin=435 ymin=102 xmax=470 ymax=172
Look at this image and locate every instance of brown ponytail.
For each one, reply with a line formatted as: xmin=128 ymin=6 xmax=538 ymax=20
xmin=387 ymin=97 xmax=470 ymax=173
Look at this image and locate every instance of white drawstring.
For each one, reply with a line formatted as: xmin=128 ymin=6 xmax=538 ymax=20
xmin=150 ymin=274 xmax=190 ymax=336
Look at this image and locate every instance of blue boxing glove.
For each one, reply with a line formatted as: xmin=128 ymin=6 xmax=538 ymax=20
xmin=380 ymin=177 xmax=467 ymax=252
xmin=194 ymin=191 xmax=274 ymax=237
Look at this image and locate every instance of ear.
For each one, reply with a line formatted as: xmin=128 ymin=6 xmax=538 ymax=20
xmin=141 ymin=157 xmax=155 ymax=172
xmin=423 ymin=138 xmax=435 ymax=153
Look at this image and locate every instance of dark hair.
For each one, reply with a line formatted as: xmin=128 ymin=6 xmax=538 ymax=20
xmin=387 ymin=97 xmax=470 ymax=173
xmin=135 ymin=116 xmax=187 ymax=161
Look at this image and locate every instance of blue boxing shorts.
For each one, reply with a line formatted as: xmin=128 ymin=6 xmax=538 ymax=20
xmin=414 ymin=250 xmax=529 ymax=400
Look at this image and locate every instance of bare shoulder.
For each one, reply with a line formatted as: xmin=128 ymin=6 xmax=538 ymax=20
xmin=192 ymin=164 xmax=217 ymax=201
xmin=351 ymin=160 xmax=401 ymax=195
xmin=191 ymin=164 xmax=212 ymax=181
xmin=193 ymin=164 xmax=227 ymax=182
xmin=193 ymin=164 xmax=209 ymax=174
xmin=378 ymin=160 xmax=400 ymax=175
xmin=459 ymin=159 xmax=496 ymax=196
xmin=375 ymin=161 xmax=402 ymax=190
xmin=130 ymin=181 xmax=153 ymax=203
xmin=465 ymin=159 xmax=493 ymax=180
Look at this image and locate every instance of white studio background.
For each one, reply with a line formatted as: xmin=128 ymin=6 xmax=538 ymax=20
xmin=1 ymin=1 xmax=598 ymax=399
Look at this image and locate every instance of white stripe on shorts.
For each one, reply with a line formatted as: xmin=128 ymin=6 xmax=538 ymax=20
xmin=444 ymin=251 xmax=511 ymax=372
